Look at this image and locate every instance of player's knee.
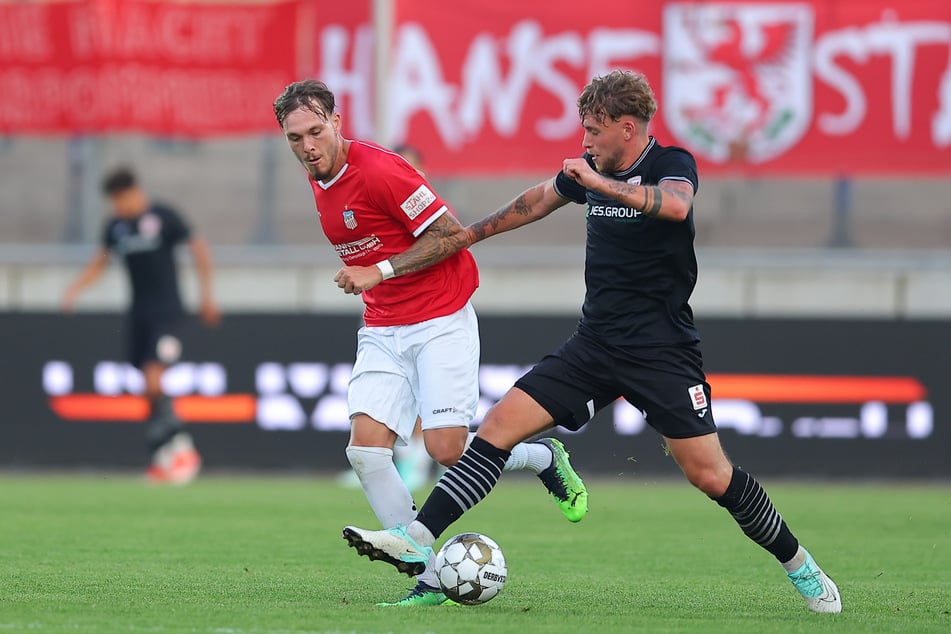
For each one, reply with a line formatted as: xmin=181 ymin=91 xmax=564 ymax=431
xmin=684 ymin=465 xmax=730 ymax=497
xmin=424 ymin=435 xmax=466 ymax=467
xmin=427 ymin=443 xmax=464 ymax=468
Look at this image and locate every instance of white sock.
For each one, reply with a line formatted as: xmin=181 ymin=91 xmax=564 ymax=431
xmin=463 ymin=433 xmax=553 ymax=474
xmin=407 ymin=519 xmax=436 ymax=547
xmin=345 ymin=445 xmax=416 ymax=528
xmin=782 ymin=545 xmax=808 ymax=573
xmin=418 ymin=549 xmax=440 ymax=588
xmin=505 ymin=441 xmax=554 ymax=474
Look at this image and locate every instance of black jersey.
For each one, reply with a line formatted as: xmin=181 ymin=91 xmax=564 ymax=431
xmin=102 ymin=202 xmax=191 ymax=315
xmin=553 ymin=137 xmax=701 ymax=347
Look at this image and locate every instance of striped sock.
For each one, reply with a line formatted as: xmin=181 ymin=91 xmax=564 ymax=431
xmin=415 ymin=437 xmax=509 ymax=539
xmin=714 ymin=467 xmax=799 ymax=563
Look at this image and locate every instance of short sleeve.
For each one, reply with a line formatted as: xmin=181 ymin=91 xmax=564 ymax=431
xmin=365 ymin=152 xmax=450 ymax=236
xmin=156 ymin=204 xmax=192 ymax=245
xmin=552 ymin=154 xmax=594 ymax=204
xmin=653 ymin=147 xmax=699 ymax=194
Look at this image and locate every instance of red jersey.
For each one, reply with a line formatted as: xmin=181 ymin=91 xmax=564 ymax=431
xmin=310 ymin=140 xmax=479 ymax=326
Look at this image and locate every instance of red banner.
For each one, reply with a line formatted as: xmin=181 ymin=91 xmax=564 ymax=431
xmin=0 ymin=0 xmax=316 ymax=136
xmin=3 ymin=1 xmax=950 ymax=175
xmin=331 ymin=0 xmax=950 ymax=176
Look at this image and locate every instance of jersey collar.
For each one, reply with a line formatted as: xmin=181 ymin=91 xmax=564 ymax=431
xmin=315 ymin=162 xmax=349 ymax=189
xmin=612 ymin=136 xmax=656 ymax=178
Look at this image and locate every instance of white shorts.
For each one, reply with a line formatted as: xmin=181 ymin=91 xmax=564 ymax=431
xmin=349 ymin=302 xmax=479 ymax=445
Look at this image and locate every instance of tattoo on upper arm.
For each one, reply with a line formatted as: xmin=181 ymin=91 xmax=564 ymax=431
xmin=659 ymin=179 xmax=695 ymax=208
xmin=641 ymin=186 xmax=663 ymax=217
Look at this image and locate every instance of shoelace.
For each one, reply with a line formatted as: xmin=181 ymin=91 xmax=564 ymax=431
xmin=790 ymin=567 xmax=824 ymax=597
xmin=539 ymin=466 xmax=569 ymax=501
xmin=406 ymin=582 xmax=439 ymax=598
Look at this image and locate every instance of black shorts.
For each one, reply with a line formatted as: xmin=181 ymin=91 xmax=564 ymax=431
xmin=126 ymin=310 xmax=184 ymax=369
xmin=514 ymin=329 xmax=717 ymax=439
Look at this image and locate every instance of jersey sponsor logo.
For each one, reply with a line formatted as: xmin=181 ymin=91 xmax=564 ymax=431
xmin=111 ymin=221 xmax=161 ymax=255
xmin=688 ymin=384 xmax=708 ymax=410
xmin=332 ymin=235 xmax=383 ymax=261
xmin=587 ymin=204 xmax=643 ymax=221
xmin=663 ymin=3 xmax=812 ymax=164
xmin=400 ymin=184 xmax=436 ymax=220
xmin=342 ymin=209 xmax=357 ymax=230
xmin=432 ymin=407 xmax=455 ymax=415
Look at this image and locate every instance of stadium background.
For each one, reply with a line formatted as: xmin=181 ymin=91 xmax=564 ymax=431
xmin=1 ymin=0 xmax=949 ymax=479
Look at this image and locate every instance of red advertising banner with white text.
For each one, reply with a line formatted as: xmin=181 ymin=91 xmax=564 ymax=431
xmin=0 ymin=0 xmax=332 ymax=136
xmin=365 ymin=0 xmax=951 ymax=176
xmin=3 ymin=1 xmax=950 ymax=176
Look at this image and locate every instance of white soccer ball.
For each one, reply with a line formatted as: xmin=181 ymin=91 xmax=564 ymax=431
xmin=434 ymin=532 xmax=507 ymax=605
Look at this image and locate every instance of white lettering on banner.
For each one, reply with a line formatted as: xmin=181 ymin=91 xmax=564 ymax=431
xmin=0 ymin=67 xmax=288 ymax=129
xmin=40 ymin=361 xmax=935 ymax=440
xmin=43 ymin=361 xmax=73 ymax=396
xmin=815 ymin=17 xmax=951 ymax=140
xmin=935 ymin=67 xmax=951 ymax=146
xmin=385 ymin=20 xmax=658 ymax=147
xmin=257 ymin=394 xmax=306 ymax=431
xmin=0 ymin=5 xmax=52 ymax=62
xmin=318 ymin=24 xmax=375 ymax=139
xmin=389 ymin=23 xmax=461 ymax=146
xmin=318 ymin=12 xmax=951 ymax=162
xmin=68 ymin=4 xmax=270 ymax=62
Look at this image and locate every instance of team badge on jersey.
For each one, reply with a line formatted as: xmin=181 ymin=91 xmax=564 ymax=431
xmin=627 ymin=176 xmax=642 ymax=186
xmin=342 ymin=209 xmax=357 ymax=230
xmin=138 ymin=213 xmax=161 ymax=239
xmin=662 ymin=2 xmax=813 ymax=164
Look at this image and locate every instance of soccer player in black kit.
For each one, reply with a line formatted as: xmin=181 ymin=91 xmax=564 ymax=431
xmin=343 ymin=70 xmax=842 ymax=613
xmin=63 ymin=166 xmax=220 ymax=484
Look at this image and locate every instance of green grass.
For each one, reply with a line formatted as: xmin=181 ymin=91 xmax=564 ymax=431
xmin=1 ymin=474 xmax=949 ymax=633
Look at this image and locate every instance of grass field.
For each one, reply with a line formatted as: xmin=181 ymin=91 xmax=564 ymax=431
xmin=1 ymin=474 xmax=948 ymax=634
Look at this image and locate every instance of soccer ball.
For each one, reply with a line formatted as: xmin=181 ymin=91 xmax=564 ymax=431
xmin=435 ymin=532 xmax=507 ymax=605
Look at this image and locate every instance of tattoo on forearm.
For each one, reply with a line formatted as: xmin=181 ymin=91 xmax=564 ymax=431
xmin=469 ymin=192 xmax=533 ymax=242
xmin=391 ymin=214 xmax=467 ymax=276
xmin=641 ymin=186 xmax=663 ymax=217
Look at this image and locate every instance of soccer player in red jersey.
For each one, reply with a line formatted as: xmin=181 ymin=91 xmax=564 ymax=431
xmin=273 ymin=80 xmax=589 ymax=606
xmin=341 ymin=70 xmax=841 ymax=614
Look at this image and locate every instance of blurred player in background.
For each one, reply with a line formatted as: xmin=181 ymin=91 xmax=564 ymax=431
xmin=62 ymin=166 xmax=220 ymax=485
xmin=273 ymin=79 xmax=588 ymax=606
xmin=343 ymin=70 xmax=842 ymax=614
xmin=336 ymin=143 xmax=438 ymax=494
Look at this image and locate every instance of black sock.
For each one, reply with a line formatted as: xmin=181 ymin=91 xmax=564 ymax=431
xmin=714 ymin=467 xmax=799 ymax=563
xmin=415 ymin=437 xmax=510 ymax=539
xmin=144 ymin=396 xmax=184 ymax=454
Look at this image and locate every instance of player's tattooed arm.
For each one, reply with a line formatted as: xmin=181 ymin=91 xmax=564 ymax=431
xmin=601 ymin=178 xmax=694 ymax=221
xmin=389 ymin=212 xmax=470 ymax=277
xmin=467 ymin=179 xmax=568 ymax=245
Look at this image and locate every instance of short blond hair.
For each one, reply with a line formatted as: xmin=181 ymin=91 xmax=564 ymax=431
xmin=578 ymin=70 xmax=657 ymax=125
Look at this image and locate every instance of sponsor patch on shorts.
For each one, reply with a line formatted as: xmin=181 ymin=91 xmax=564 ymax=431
xmin=400 ymin=184 xmax=436 ymax=220
xmin=688 ymin=384 xmax=707 ymax=410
